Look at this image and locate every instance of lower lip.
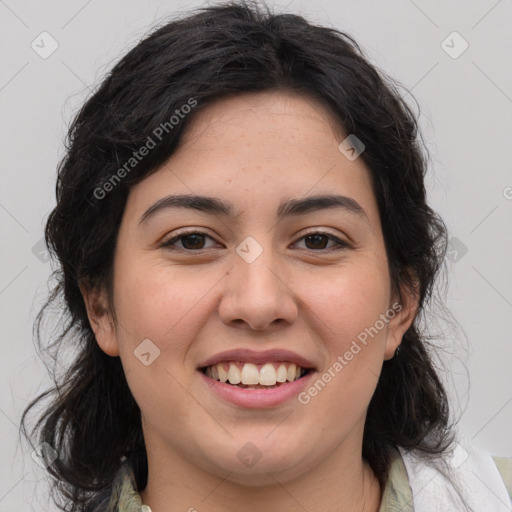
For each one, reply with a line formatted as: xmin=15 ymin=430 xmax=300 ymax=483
xmin=199 ymin=370 xmax=316 ymax=408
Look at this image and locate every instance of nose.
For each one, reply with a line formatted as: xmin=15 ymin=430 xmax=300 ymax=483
xmin=217 ymin=241 xmax=299 ymax=331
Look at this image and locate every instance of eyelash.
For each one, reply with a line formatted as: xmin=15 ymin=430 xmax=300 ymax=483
xmin=161 ymin=229 xmax=351 ymax=253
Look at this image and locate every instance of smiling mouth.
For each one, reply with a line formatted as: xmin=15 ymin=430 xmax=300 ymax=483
xmin=200 ymin=361 xmax=313 ymax=389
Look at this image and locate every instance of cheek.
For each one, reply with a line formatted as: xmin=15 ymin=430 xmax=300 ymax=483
xmin=111 ymin=255 xmax=228 ymax=409
xmin=306 ymin=258 xmax=391 ymax=344
xmin=112 ymin=256 xmax=215 ymax=344
xmin=111 ymin=258 xmax=215 ymax=421
xmin=299 ymin=259 xmax=391 ymax=404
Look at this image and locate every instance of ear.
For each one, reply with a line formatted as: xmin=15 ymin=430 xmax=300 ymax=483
xmin=79 ymin=279 xmax=119 ymax=357
xmin=383 ymin=279 xmax=419 ymax=361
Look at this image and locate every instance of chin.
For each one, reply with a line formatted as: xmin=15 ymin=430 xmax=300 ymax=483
xmin=200 ymin=440 xmax=310 ymax=483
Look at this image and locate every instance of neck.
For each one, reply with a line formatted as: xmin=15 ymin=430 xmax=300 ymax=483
xmin=139 ymin=439 xmax=382 ymax=512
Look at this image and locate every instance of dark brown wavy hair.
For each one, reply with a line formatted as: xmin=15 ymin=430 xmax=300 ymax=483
xmin=21 ymin=1 xmax=454 ymax=510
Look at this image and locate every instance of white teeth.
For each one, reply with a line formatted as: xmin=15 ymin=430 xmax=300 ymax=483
xmin=218 ymin=364 xmax=228 ymax=383
xmin=206 ymin=361 xmax=306 ymax=386
xmin=241 ymin=363 xmax=259 ymax=385
xmin=259 ymin=363 xmax=277 ymax=385
xmin=276 ymin=364 xmax=287 ymax=383
xmin=227 ymin=364 xmax=241 ymax=384
xmin=287 ymin=363 xmax=297 ymax=382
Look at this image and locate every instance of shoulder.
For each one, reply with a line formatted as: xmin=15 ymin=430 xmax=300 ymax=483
xmin=380 ymin=448 xmax=414 ymax=511
xmin=492 ymin=455 xmax=512 ymax=502
xmin=395 ymin=441 xmax=512 ymax=511
xmin=87 ymin=457 xmax=146 ymax=512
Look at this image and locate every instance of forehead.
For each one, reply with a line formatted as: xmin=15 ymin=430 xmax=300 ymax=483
xmin=123 ymin=90 xmax=379 ymax=228
xmin=179 ymin=90 xmax=342 ymax=153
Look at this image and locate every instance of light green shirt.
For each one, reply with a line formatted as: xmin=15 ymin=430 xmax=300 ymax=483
xmin=105 ymin=450 xmax=512 ymax=511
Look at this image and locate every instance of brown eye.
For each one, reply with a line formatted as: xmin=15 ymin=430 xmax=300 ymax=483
xmin=304 ymin=234 xmax=329 ymax=250
xmin=294 ymin=231 xmax=350 ymax=251
xmin=180 ymin=234 xmax=206 ymax=250
xmin=162 ymin=231 xmax=217 ymax=251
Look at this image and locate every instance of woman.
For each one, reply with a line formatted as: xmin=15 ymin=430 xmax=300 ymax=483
xmin=21 ymin=1 xmax=512 ymax=511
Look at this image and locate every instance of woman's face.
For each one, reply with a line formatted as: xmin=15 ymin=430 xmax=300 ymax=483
xmin=87 ymin=90 xmax=415 ymax=484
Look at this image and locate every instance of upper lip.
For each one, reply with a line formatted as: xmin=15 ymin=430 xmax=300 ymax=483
xmin=198 ymin=348 xmax=316 ymax=370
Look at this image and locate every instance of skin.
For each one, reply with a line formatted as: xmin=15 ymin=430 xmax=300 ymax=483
xmin=82 ymin=90 xmax=418 ymax=512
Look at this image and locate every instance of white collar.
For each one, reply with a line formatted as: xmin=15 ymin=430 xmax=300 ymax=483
xmin=399 ymin=439 xmax=511 ymax=511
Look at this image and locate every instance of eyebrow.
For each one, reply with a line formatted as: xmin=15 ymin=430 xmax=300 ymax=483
xmin=138 ymin=193 xmax=369 ymax=225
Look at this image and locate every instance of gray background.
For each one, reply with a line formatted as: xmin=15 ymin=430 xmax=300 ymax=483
xmin=1 ymin=0 xmax=511 ymax=510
